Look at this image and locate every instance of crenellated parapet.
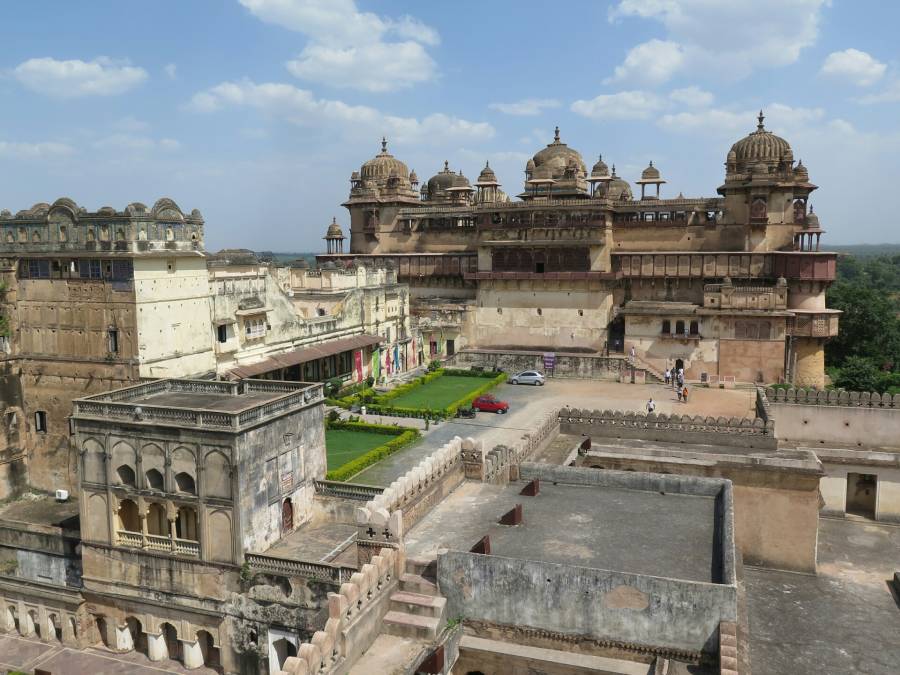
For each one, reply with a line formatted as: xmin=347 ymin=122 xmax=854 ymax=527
xmin=273 ymin=546 xmax=399 ymax=675
xmin=766 ymin=387 xmax=900 ymax=409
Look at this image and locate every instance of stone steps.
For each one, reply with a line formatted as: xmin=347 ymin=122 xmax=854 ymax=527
xmin=399 ymin=572 xmax=439 ymax=596
xmin=382 ymin=610 xmax=440 ymax=640
xmin=390 ymin=590 xmax=446 ymax=619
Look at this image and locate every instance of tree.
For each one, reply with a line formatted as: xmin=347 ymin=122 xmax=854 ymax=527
xmin=833 ymin=356 xmax=879 ymax=392
xmin=826 ymin=282 xmax=900 ymax=370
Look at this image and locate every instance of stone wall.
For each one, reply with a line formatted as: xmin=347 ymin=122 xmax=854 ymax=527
xmin=767 ymin=387 xmax=900 ymax=450
xmin=558 ymin=408 xmax=776 ymax=450
xmin=451 ymin=349 xmax=626 ymax=381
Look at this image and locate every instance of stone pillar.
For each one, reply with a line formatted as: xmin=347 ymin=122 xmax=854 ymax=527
xmin=793 ymin=338 xmax=825 ymax=389
xmin=116 ymin=624 xmax=134 ymax=651
xmin=146 ymin=631 xmax=167 ymax=661
xmin=0 ymin=604 xmax=11 ymax=632
xmin=182 ymin=638 xmax=204 ymax=669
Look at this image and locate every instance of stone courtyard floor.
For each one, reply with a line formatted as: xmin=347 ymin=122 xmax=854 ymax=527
xmin=746 ymin=516 xmax=900 ymax=674
xmin=0 ymin=632 xmax=221 ymax=674
xmin=350 ymin=378 xmax=755 ymax=486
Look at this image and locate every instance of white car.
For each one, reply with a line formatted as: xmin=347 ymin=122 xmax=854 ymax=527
xmin=510 ymin=370 xmax=545 ymax=386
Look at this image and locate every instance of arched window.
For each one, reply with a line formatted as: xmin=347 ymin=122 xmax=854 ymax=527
xmin=176 ymin=506 xmax=198 ymax=540
xmin=689 ymin=320 xmax=700 ymax=335
xmin=145 ymin=468 xmax=164 ymax=491
xmin=661 ymin=319 xmax=671 ymax=334
xmin=116 ymin=464 xmax=136 ymax=487
xmin=147 ymin=503 xmax=167 ymax=536
xmin=675 ymin=320 xmax=685 ymax=335
xmin=174 ymin=472 xmax=196 ymax=494
xmin=116 ymin=499 xmax=140 ymax=532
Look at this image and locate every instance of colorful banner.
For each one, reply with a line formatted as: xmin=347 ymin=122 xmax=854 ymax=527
xmin=354 ymin=350 xmax=363 ymax=382
xmin=372 ymin=348 xmax=380 ymax=381
xmin=394 ymin=344 xmax=400 ymax=373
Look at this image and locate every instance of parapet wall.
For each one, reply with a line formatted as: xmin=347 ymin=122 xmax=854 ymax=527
xmin=766 ymin=387 xmax=900 ymax=450
xmin=451 ymin=349 xmax=625 ymax=381
xmin=558 ymin=408 xmax=776 ymax=450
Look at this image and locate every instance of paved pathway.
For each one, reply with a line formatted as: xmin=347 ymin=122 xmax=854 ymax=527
xmin=350 ymin=379 xmax=754 ymax=486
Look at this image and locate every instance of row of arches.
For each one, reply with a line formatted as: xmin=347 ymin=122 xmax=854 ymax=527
xmin=2 ymin=603 xmax=77 ymax=645
xmin=661 ymin=319 xmax=700 ymax=336
xmin=94 ymin=614 xmax=221 ymax=669
xmin=117 ymin=499 xmax=199 ymax=543
xmin=82 ymin=438 xmax=232 ymax=499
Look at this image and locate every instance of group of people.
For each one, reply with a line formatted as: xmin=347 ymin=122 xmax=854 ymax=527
xmin=664 ymin=366 xmax=689 ymax=403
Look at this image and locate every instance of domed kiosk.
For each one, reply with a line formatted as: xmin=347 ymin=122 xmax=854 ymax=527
xmin=520 ymin=127 xmax=589 ymax=200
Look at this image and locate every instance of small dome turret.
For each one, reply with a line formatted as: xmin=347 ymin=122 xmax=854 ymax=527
xmin=728 ymin=111 xmax=792 ymax=172
xmin=590 ymin=154 xmax=610 ymax=178
xmin=805 ymin=205 xmax=820 ymax=229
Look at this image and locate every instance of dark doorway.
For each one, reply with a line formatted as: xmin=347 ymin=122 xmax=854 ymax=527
xmin=162 ymin=622 xmax=181 ymax=662
xmin=675 ymin=358 xmax=684 ymax=372
xmin=446 ymin=339 xmax=455 ymax=356
xmin=535 ymin=262 xmax=545 ymax=273
xmin=846 ymin=473 xmax=877 ymax=518
xmin=282 ymin=498 xmax=294 ymax=532
xmin=272 ymin=638 xmax=297 ymax=670
xmin=607 ymin=316 xmax=625 ymax=354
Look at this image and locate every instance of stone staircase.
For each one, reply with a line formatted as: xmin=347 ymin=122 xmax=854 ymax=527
xmin=382 ymin=558 xmax=446 ymax=641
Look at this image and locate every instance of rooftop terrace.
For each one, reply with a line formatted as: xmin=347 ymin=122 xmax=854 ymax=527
xmin=72 ymin=378 xmax=324 ymax=431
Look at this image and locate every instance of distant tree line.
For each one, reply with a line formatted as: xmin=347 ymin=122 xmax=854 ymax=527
xmin=826 ymin=254 xmax=900 ymax=392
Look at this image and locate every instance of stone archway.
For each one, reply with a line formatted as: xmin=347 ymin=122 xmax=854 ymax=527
xmin=272 ymin=638 xmax=297 ymax=671
xmin=282 ymin=498 xmax=294 ymax=533
xmin=127 ymin=616 xmax=147 ymax=655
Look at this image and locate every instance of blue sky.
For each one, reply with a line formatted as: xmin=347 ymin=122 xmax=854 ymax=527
xmin=2 ymin=0 xmax=900 ymax=250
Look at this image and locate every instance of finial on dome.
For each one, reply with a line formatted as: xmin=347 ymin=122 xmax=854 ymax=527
xmin=757 ymin=110 xmax=765 ymax=131
xmin=381 ymin=137 xmax=387 ymax=152
xmin=649 ymin=160 xmax=653 ymax=167
xmin=598 ymin=154 xmax=602 ymax=161
xmin=444 ymin=160 xmax=449 ymax=171
xmin=554 ymin=126 xmax=560 ymax=142
xmin=611 ymin=164 xmax=617 ymax=175
xmin=485 ymin=160 xmax=490 ymax=168
xmin=809 ymin=204 xmax=814 ymax=213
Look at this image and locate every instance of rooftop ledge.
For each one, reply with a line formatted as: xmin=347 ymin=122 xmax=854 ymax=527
xmin=72 ymin=378 xmax=323 ymax=431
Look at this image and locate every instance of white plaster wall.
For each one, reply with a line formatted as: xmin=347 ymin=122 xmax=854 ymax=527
xmin=772 ymin=404 xmax=900 ymax=450
xmin=134 ymin=257 xmax=216 ymax=378
xmin=820 ymin=462 xmax=900 ymax=522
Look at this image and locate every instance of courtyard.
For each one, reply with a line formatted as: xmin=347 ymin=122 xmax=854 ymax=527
xmin=385 ymin=374 xmax=496 ymax=410
xmin=325 ymin=428 xmax=388 ymax=472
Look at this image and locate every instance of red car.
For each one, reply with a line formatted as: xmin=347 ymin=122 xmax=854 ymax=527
xmin=472 ymin=394 xmax=509 ymax=414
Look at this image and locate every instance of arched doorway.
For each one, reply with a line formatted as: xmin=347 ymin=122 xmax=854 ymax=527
xmin=47 ymin=613 xmax=62 ymax=641
xmin=675 ymin=358 xmax=684 ymax=372
xmin=5 ymin=605 xmax=17 ymax=634
xmin=27 ymin=610 xmax=39 ymax=638
xmin=161 ymin=622 xmax=181 ymax=662
xmin=197 ymin=630 xmax=221 ymax=668
xmin=127 ymin=616 xmax=147 ymax=655
xmin=272 ymin=638 xmax=297 ymax=670
xmin=607 ymin=316 xmax=625 ymax=354
xmin=282 ymin=498 xmax=293 ymax=533
xmin=117 ymin=499 xmax=140 ymax=532
xmin=95 ymin=616 xmax=112 ymax=648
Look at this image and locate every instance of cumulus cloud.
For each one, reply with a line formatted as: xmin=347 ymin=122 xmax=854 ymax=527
xmin=187 ymin=79 xmax=494 ymax=144
xmin=240 ymin=0 xmax=439 ymax=92
xmin=13 ymin=56 xmax=147 ymax=98
xmin=658 ymin=103 xmax=826 ymax=137
xmin=607 ymin=40 xmax=686 ymax=85
xmin=608 ymin=0 xmax=828 ymax=83
xmin=0 ymin=140 xmax=74 ymax=158
xmin=488 ymin=99 xmax=561 ymax=116
xmin=93 ymin=134 xmax=181 ymax=152
xmin=571 ymin=90 xmax=664 ymax=120
xmin=859 ymin=79 xmax=900 ymax=104
xmin=669 ymin=86 xmax=713 ymax=107
xmin=164 ymin=63 xmax=178 ymax=80
xmin=821 ymin=49 xmax=886 ymax=86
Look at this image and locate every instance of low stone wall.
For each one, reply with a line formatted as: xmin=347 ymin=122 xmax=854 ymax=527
xmin=273 ymin=546 xmax=400 ymax=675
xmin=768 ymin=389 xmax=900 ymax=450
xmin=451 ymin=349 xmax=626 ymax=381
xmin=558 ymin=408 xmax=777 ymax=450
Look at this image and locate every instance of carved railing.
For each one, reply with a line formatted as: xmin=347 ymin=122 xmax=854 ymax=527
xmin=314 ymin=480 xmax=384 ymax=501
xmin=558 ymin=408 xmax=774 ymax=436
xmin=117 ymin=530 xmax=142 ymax=548
xmin=245 ymin=553 xmax=356 ymax=583
xmin=766 ymin=387 xmax=900 ymax=409
xmin=145 ymin=534 xmax=171 ymax=552
xmin=174 ymin=538 xmax=200 ymax=556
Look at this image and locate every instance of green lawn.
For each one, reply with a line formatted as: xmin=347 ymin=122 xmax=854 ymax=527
xmin=325 ymin=429 xmax=390 ymax=471
xmin=387 ymin=375 xmax=488 ymax=410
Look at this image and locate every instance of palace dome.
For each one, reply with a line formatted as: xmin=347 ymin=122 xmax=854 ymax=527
xmin=528 ymin=127 xmax=587 ymax=179
xmin=640 ymin=161 xmax=661 ymax=181
xmin=729 ymin=111 xmax=792 ymax=166
xmin=477 ymin=161 xmax=499 ymax=184
xmin=325 ymin=217 xmax=344 ymax=238
xmin=424 ymin=162 xmax=471 ymax=200
xmin=805 ymin=205 xmax=820 ymax=229
xmin=606 ymin=166 xmax=633 ymax=200
xmin=360 ymin=138 xmax=411 ymax=183
xmin=793 ymin=160 xmax=809 ymax=182
xmin=590 ymin=155 xmax=610 ymax=178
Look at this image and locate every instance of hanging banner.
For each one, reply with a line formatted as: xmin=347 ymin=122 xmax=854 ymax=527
xmin=394 ymin=344 xmax=400 ymax=373
xmin=372 ymin=348 xmax=381 ymax=381
xmin=385 ymin=349 xmax=392 ymax=376
xmin=354 ymin=350 xmax=363 ymax=382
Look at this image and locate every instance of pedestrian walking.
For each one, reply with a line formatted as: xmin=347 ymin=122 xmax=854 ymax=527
xmin=664 ymin=368 xmax=671 ymax=385
xmin=677 ymin=388 xmax=683 ymax=402
xmin=629 ymin=346 xmax=636 ymax=364
xmin=646 ymin=398 xmax=656 ymax=413
xmin=682 ymin=385 xmax=689 ymax=403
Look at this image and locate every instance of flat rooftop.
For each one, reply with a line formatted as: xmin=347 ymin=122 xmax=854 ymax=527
xmin=128 ymin=389 xmax=279 ymax=412
xmin=405 ymin=479 xmax=718 ymax=583
xmin=0 ymin=493 xmax=80 ymax=531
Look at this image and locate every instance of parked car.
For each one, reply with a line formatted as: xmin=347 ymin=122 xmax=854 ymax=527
xmin=509 ymin=370 xmax=545 ymax=386
xmin=471 ymin=394 xmax=509 ymax=414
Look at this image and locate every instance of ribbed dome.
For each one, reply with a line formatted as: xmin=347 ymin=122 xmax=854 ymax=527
xmin=805 ymin=205 xmax=820 ymax=229
xmin=590 ymin=154 xmax=610 ymax=177
xmin=426 ymin=161 xmax=470 ymax=197
xmin=606 ymin=166 xmax=633 ymax=200
xmin=528 ymin=126 xmax=587 ymax=179
xmin=409 ymin=169 xmax=418 ymax=184
xmin=729 ymin=111 xmax=791 ymax=165
xmin=477 ymin=161 xmax=499 ymax=184
xmin=793 ymin=160 xmax=809 ymax=181
xmin=641 ymin=161 xmax=660 ymax=180
xmin=325 ymin=217 xmax=344 ymax=238
xmin=360 ymin=138 xmax=411 ymax=182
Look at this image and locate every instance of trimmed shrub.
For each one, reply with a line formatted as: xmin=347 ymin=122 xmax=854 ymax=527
xmin=325 ymin=424 xmax=420 ymax=482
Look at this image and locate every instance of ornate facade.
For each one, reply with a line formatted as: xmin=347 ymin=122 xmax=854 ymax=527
xmin=318 ymin=112 xmax=839 ymax=387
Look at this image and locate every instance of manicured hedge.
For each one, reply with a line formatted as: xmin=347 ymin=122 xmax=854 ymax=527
xmin=324 ymin=420 xmax=420 ymax=482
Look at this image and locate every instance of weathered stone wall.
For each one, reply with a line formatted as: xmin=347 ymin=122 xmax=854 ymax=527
xmin=451 ymin=349 xmax=625 ymax=381
xmin=815 ymin=450 xmax=900 ymax=522
xmin=558 ymin=408 xmax=777 ymax=450
xmin=767 ymin=387 xmax=900 ymax=450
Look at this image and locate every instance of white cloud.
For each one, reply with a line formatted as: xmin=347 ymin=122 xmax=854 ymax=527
xmin=488 ymin=99 xmax=561 ymax=116
xmin=13 ymin=56 xmax=147 ymax=98
xmin=607 ymin=40 xmax=685 ymax=85
xmin=93 ymin=134 xmax=181 ymax=152
xmin=164 ymin=63 xmax=178 ymax=80
xmin=0 ymin=140 xmax=74 ymax=159
xmin=608 ymin=0 xmax=828 ymax=83
xmin=187 ymin=79 xmax=494 ymax=144
xmin=658 ymin=103 xmax=826 ymax=137
xmin=669 ymin=86 xmax=713 ymax=107
xmin=114 ymin=116 xmax=150 ymax=133
xmin=859 ymin=79 xmax=900 ymax=104
xmin=571 ymin=91 xmax=664 ymax=120
xmin=821 ymin=49 xmax=886 ymax=87
xmin=239 ymin=0 xmax=439 ymax=92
